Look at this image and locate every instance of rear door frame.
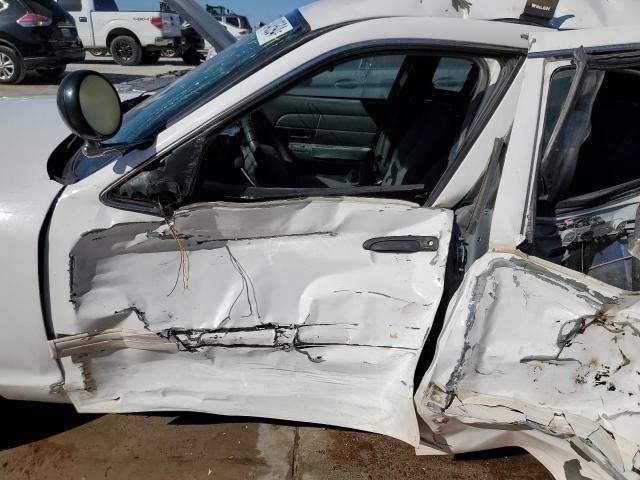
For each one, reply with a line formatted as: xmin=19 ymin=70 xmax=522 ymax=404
xmin=414 ymin=25 xmax=640 ymax=479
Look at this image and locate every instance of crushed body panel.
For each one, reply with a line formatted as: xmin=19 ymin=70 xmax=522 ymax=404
xmin=416 ymin=251 xmax=640 ymax=479
xmin=56 ymin=197 xmax=452 ymax=445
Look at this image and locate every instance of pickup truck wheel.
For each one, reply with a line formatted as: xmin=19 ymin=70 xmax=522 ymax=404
xmin=110 ymin=35 xmax=143 ymax=66
xmin=0 ymin=46 xmax=25 ymax=84
xmin=88 ymin=49 xmax=108 ymax=57
xmin=181 ymin=48 xmax=203 ymax=66
xmin=35 ymin=66 xmax=66 ymax=80
xmin=142 ymin=51 xmax=161 ymax=64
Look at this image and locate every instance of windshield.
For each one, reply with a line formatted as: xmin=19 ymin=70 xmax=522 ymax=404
xmin=103 ymin=10 xmax=309 ymax=147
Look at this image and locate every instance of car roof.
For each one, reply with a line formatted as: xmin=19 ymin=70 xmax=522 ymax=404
xmin=299 ymin=0 xmax=640 ymax=32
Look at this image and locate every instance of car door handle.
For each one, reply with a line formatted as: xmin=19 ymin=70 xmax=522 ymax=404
xmin=79 ymin=17 xmax=88 ymax=22
xmin=335 ymin=79 xmax=359 ymax=89
xmin=363 ymin=236 xmax=439 ymax=253
xmin=288 ymin=128 xmax=313 ymax=140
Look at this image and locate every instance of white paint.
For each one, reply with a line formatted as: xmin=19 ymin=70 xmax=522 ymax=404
xmin=0 ymin=96 xmax=69 ymax=402
xmin=300 ymin=0 xmax=640 ymax=31
xmin=531 ymin=23 xmax=640 ymax=55
xmin=416 ymin=251 xmax=640 ymax=479
xmin=490 ymin=57 xmax=548 ymax=248
xmin=52 ymin=197 xmax=452 ymax=446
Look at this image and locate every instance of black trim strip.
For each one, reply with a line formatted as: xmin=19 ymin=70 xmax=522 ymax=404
xmin=38 ymin=187 xmax=65 ymax=340
xmin=528 ymin=42 xmax=640 ymax=60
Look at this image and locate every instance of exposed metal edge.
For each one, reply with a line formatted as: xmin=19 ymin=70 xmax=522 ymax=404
xmin=50 ymin=329 xmax=178 ymax=359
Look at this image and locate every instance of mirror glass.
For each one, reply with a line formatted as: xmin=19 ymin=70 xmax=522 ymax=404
xmin=78 ymin=74 xmax=121 ymax=137
xmin=57 ymin=70 xmax=122 ymax=142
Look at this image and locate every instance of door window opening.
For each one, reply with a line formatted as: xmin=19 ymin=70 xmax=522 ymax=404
xmin=109 ymin=51 xmax=487 ymax=212
xmin=532 ymin=65 xmax=640 ymax=291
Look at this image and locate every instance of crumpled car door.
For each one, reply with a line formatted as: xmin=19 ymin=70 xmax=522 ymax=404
xmin=415 ymin=26 xmax=640 ymax=480
xmin=49 ymin=196 xmax=452 ymax=445
xmin=416 ymin=251 xmax=640 ymax=479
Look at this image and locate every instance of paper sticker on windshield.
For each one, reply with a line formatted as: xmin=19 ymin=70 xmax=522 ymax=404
xmin=256 ymin=17 xmax=293 ymax=45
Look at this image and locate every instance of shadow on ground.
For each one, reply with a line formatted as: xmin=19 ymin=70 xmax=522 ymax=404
xmin=0 ymin=399 xmax=533 ymax=463
xmin=0 ymin=399 xmax=554 ymax=479
xmin=156 ymin=412 xmax=536 ymax=463
xmin=0 ymin=399 xmax=99 ymax=451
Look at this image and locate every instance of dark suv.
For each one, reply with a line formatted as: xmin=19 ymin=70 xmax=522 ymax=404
xmin=0 ymin=0 xmax=84 ymax=84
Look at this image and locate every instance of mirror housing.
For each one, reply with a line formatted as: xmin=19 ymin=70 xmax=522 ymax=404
xmin=57 ymin=70 xmax=122 ymax=148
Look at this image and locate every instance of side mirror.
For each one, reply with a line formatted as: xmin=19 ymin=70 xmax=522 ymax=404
xmin=57 ymin=70 xmax=122 ymax=149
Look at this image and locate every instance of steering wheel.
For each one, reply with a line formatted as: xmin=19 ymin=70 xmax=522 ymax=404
xmin=241 ymin=111 xmax=300 ymax=188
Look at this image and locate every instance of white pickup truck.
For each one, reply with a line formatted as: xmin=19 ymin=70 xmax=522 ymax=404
xmin=55 ymin=0 xmax=182 ymax=65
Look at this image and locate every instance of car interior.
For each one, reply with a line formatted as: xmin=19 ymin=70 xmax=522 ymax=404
xmin=533 ymin=67 xmax=640 ymax=291
xmin=114 ymin=51 xmax=490 ymax=208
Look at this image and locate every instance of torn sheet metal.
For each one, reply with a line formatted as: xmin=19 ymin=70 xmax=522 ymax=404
xmin=58 ymin=197 xmax=452 ymax=445
xmin=416 ymin=251 xmax=640 ymax=479
xmin=50 ymin=329 xmax=177 ymax=358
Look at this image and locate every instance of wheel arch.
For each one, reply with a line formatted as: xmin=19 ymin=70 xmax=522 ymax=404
xmin=0 ymin=38 xmax=23 ymax=60
xmin=106 ymin=28 xmax=140 ymax=48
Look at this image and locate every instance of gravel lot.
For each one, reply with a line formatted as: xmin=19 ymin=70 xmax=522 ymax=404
xmin=0 ymin=55 xmax=553 ymax=480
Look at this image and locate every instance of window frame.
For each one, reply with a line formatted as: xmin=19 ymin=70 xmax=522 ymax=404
xmin=57 ymin=0 xmax=82 ymax=12
xmin=285 ymin=52 xmax=408 ymax=101
xmin=544 ymin=66 xmax=640 ymax=207
xmin=93 ymin=0 xmax=118 ymax=12
xmin=225 ymin=16 xmax=240 ymax=28
xmin=500 ymin=48 xmax=640 ymax=291
xmin=521 ymin=53 xmax=640 ymax=242
xmin=100 ymin=40 xmax=524 ymax=217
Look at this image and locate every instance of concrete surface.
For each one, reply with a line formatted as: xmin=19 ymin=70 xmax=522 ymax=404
xmin=0 ymin=55 xmax=553 ymax=480
xmin=0 ymin=400 xmax=553 ymax=480
xmin=0 ymin=54 xmax=192 ymax=97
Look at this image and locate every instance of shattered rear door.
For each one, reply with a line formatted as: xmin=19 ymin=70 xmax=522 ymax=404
xmin=49 ymin=195 xmax=452 ymax=445
xmin=416 ymin=27 xmax=640 ymax=479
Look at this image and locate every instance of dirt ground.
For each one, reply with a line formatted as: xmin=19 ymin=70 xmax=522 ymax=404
xmin=0 ymin=399 xmax=553 ymax=480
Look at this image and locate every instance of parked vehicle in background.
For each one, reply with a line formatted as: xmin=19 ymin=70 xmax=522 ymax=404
xmin=179 ymin=22 xmax=205 ymax=63
xmin=205 ymin=5 xmax=251 ymax=38
xmin=56 ymin=0 xmax=181 ymax=66
xmin=202 ymin=4 xmax=250 ymax=56
xmin=157 ymin=1 xmax=209 ymax=64
xmin=0 ymin=0 xmax=84 ymax=84
xmin=88 ymin=47 xmax=106 ymax=56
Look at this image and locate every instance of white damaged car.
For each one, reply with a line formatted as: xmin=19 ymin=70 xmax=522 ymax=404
xmin=2 ymin=0 xmax=640 ymax=478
